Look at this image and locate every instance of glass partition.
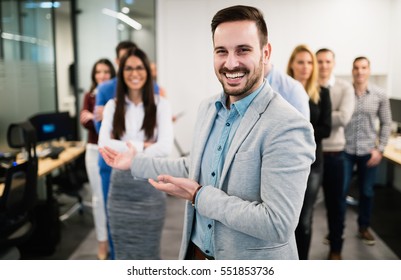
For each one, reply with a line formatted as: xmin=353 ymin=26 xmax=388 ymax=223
xmin=0 ymin=0 xmax=57 ymax=150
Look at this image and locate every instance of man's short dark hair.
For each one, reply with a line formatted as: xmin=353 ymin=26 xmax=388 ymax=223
xmin=316 ymin=48 xmax=335 ymax=58
xmin=353 ymin=56 xmax=370 ymax=66
xmin=115 ymin=41 xmax=137 ymax=58
xmin=211 ymin=5 xmax=268 ymax=48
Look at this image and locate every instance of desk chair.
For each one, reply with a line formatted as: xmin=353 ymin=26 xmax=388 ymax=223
xmin=0 ymin=122 xmax=38 ymax=259
xmin=29 ymin=111 xmax=87 ymax=221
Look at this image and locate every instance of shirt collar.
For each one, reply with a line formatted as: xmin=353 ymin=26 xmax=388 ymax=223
xmin=353 ymin=83 xmax=371 ymax=95
xmin=326 ymin=75 xmax=336 ymax=88
xmin=215 ymin=80 xmax=265 ymax=116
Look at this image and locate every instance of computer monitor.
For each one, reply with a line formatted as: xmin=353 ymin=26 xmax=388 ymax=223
xmin=390 ymin=98 xmax=401 ymax=122
xmin=29 ymin=112 xmax=75 ymax=143
xmin=390 ymin=98 xmax=401 ymax=133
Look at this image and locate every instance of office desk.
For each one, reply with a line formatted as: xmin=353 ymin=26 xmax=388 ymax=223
xmin=383 ymin=136 xmax=401 ymax=187
xmin=384 ymin=138 xmax=401 ymax=165
xmin=37 ymin=141 xmax=85 ymax=177
xmin=0 ymin=141 xmax=85 ymax=197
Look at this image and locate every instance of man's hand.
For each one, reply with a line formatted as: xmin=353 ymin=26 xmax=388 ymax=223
xmin=367 ymin=148 xmax=383 ymax=167
xmin=148 ymin=175 xmax=200 ymax=201
xmin=99 ymin=142 xmax=137 ymax=170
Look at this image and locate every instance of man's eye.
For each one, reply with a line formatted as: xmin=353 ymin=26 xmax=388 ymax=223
xmin=238 ymin=48 xmax=250 ymax=53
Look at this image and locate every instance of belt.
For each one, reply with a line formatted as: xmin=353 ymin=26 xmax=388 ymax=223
xmin=189 ymin=242 xmax=215 ymax=260
xmin=323 ymin=151 xmax=342 ymax=156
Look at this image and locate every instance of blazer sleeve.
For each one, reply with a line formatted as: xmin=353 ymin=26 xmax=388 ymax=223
xmin=131 ymin=155 xmax=190 ymax=181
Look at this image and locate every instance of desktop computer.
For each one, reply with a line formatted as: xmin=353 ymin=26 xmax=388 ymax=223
xmin=29 ymin=111 xmax=75 ymax=143
xmin=390 ymin=98 xmax=401 ymax=134
xmin=29 ymin=111 xmax=75 ymax=159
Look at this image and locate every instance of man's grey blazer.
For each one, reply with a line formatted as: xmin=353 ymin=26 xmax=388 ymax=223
xmin=131 ymin=82 xmax=316 ymax=260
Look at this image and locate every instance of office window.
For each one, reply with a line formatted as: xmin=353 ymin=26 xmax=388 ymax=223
xmin=0 ymin=0 xmax=57 ymax=150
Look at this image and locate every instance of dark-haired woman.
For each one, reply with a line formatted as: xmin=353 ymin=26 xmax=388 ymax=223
xmin=80 ymin=58 xmax=116 ymax=259
xmin=98 ymin=48 xmax=173 ymax=259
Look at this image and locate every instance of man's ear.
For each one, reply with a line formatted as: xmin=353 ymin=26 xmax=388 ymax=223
xmin=263 ymin=43 xmax=272 ymax=64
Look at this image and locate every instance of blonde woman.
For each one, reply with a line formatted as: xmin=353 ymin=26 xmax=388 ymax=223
xmin=287 ymin=44 xmax=332 ymax=259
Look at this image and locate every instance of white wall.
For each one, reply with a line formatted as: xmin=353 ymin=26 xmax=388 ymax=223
xmin=157 ymin=0 xmax=400 ymax=153
xmin=390 ymin=0 xmax=401 ymax=99
xmin=76 ymin=0 xmax=119 ymax=140
xmin=76 ymin=0 xmax=118 ymax=98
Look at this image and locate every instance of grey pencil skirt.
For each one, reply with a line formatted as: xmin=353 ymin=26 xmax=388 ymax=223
xmin=108 ymin=169 xmax=167 ymax=260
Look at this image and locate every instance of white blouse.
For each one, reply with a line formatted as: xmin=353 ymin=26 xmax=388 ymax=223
xmin=98 ymin=95 xmax=174 ymax=157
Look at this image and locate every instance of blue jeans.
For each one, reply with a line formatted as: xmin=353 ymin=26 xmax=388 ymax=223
xmin=98 ymin=155 xmax=114 ymax=259
xmin=322 ymin=152 xmax=346 ymax=253
xmin=343 ymin=152 xmax=377 ymax=229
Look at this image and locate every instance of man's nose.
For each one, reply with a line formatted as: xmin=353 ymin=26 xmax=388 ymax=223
xmin=224 ymin=52 xmax=240 ymax=69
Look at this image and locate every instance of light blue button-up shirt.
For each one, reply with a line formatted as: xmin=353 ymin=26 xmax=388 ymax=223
xmin=266 ymin=64 xmax=310 ymax=120
xmin=191 ymin=81 xmax=265 ymax=257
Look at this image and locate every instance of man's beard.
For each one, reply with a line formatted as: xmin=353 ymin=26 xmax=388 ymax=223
xmin=220 ymin=57 xmax=264 ymax=97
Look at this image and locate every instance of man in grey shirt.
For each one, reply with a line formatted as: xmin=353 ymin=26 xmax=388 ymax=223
xmin=316 ymin=48 xmax=355 ymax=260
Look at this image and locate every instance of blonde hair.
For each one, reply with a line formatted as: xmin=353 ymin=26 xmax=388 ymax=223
xmin=287 ymin=44 xmax=320 ymax=104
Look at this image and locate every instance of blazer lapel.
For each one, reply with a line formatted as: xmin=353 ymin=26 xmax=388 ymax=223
xmin=219 ymin=83 xmax=273 ymax=187
xmin=190 ymin=100 xmax=217 ymax=180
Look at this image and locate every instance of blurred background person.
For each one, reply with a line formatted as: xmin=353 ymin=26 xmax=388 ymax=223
xmin=287 ymin=44 xmax=332 ymax=259
xmin=264 ymin=61 xmax=310 ymax=120
xmin=343 ymin=56 xmax=392 ymax=246
xmin=150 ymin=62 xmax=167 ymax=97
xmin=316 ymin=48 xmax=354 ymax=260
xmin=79 ymin=58 xmax=116 ymax=259
xmin=98 ymin=48 xmax=174 ymax=259
xmin=94 ymin=41 xmax=137 ymax=259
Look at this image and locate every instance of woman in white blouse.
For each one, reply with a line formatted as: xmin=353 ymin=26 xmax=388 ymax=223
xmin=98 ymin=47 xmax=173 ymax=259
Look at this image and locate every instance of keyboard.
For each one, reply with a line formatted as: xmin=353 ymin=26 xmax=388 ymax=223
xmin=47 ymin=146 xmax=65 ymax=159
xmin=38 ymin=146 xmax=65 ymax=159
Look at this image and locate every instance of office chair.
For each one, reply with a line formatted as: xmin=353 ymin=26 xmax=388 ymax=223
xmin=0 ymin=122 xmax=38 ymax=259
xmin=29 ymin=111 xmax=86 ymax=221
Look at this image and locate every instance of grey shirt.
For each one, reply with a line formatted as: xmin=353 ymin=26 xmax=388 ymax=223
xmin=322 ymin=77 xmax=355 ymax=152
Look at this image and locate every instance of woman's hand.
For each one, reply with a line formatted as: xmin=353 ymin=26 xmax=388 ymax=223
xmin=80 ymin=110 xmax=94 ymax=124
xmin=143 ymin=140 xmax=155 ymax=149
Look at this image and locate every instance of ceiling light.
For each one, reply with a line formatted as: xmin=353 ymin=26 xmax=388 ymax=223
xmin=102 ymin=8 xmax=142 ymax=30
xmin=121 ymin=7 xmax=130 ymax=14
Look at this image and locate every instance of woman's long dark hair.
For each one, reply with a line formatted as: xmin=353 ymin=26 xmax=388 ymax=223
xmin=89 ymin=58 xmax=116 ymax=93
xmin=112 ymin=48 xmax=157 ymax=140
